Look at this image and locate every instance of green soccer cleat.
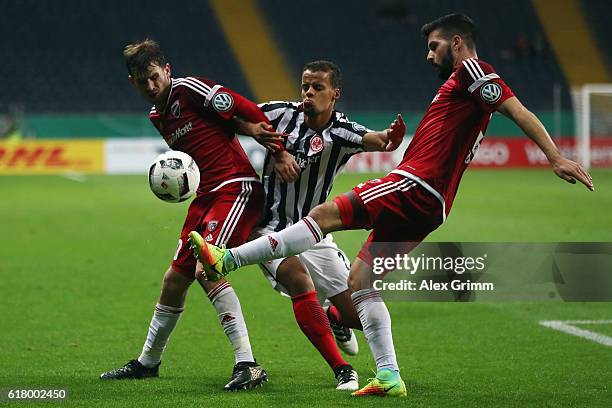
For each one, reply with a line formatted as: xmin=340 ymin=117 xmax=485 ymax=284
xmin=188 ymin=231 xmax=237 ymax=281
xmin=351 ymin=368 xmax=407 ymax=397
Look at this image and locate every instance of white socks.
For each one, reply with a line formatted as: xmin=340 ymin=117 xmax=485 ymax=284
xmin=138 ymin=283 xmax=254 ymax=367
xmin=138 ymin=303 xmax=183 ymax=368
xmin=352 ymin=289 xmax=399 ymax=372
xmin=208 ymin=281 xmax=255 ymax=364
xmin=231 ymin=216 xmax=323 ymax=267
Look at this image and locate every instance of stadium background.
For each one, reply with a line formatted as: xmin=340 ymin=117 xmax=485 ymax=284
xmin=1 ymin=0 xmax=610 ymax=406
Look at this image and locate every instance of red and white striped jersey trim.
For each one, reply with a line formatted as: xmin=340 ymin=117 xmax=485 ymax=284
xmin=390 ymin=169 xmax=446 ymax=223
xmin=210 ymin=177 xmax=260 ymax=192
xmin=172 ymin=77 xmax=213 ymax=98
xmin=358 ymin=178 xmax=416 ymax=205
xmin=215 ymin=181 xmax=255 ymax=246
xmin=462 ymin=58 xmax=485 ymax=81
xmin=462 ymin=58 xmax=501 ymax=93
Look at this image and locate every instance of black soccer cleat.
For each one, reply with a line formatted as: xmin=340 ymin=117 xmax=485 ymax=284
xmin=326 ymin=307 xmax=359 ymax=356
xmin=99 ymin=359 xmax=160 ymax=380
xmin=224 ymin=361 xmax=268 ymax=391
xmin=334 ymin=364 xmax=359 ymax=391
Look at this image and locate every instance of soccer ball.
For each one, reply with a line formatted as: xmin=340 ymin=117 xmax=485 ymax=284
xmin=148 ymin=151 xmax=200 ymax=203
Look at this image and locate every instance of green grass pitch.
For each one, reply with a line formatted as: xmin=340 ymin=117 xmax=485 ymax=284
xmin=1 ymin=169 xmax=611 ymax=407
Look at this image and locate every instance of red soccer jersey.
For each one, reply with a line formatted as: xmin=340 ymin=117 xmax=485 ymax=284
xmin=149 ymin=76 xmax=258 ymax=193
xmin=397 ymin=58 xmax=514 ymax=215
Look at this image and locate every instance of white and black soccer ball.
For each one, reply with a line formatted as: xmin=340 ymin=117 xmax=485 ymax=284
xmin=148 ymin=151 xmax=200 ymax=203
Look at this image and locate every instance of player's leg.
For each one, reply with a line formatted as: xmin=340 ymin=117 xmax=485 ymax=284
xmin=173 ymin=193 xmax=258 ymax=371
xmin=349 ymin=256 xmax=407 ymax=397
xmin=190 ymin=200 xmax=346 ymax=280
xmin=327 ymin=290 xmax=362 ymax=330
xmin=201 ymin=180 xmax=267 ymax=391
xmin=296 ymin=242 xmax=362 ymax=340
xmin=138 ymin=267 xmax=190 ymax=368
xmin=235 ymin=201 xmax=344 ymax=264
xmin=273 ymin=256 xmax=358 ymax=391
xmin=196 ymin=276 xmax=255 ymax=361
xmin=333 ymin=175 xmax=413 ymax=396
xmin=99 ymin=266 xmax=191 ymax=379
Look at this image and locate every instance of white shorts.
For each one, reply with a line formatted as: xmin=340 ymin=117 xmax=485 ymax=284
xmin=258 ymin=232 xmax=351 ymax=302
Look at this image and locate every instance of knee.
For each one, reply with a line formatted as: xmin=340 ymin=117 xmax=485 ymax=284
xmin=308 ymin=202 xmax=342 ymax=234
xmin=347 ymin=275 xmax=362 ymax=293
xmin=347 ymin=258 xmax=376 ymax=293
xmin=276 ymin=260 xmax=315 ymax=296
xmin=162 ymin=267 xmax=192 ymax=293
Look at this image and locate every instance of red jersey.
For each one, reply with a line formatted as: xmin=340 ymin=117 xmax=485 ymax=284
xmin=149 ymin=76 xmax=258 ymax=193
xmin=395 ymin=58 xmax=514 ymax=216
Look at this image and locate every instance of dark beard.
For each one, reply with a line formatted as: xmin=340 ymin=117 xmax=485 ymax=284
xmin=435 ymin=48 xmax=454 ymax=80
xmin=303 ymin=105 xmax=316 ymax=116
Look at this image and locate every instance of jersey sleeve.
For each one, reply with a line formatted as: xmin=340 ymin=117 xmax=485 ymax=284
xmin=455 ymin=59 xmax=515 ymax=113
xmin=333 ymin=112 xmax=372 ymax=155
xmin=332 ymin=113 xmax=372 ymax=150
xmin=257 ymin=101 xmax=295 ymax=123
xmin=179 ymin=76 xmax=268 ymax=123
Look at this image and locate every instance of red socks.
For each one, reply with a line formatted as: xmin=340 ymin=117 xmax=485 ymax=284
xmin=327 ymin=304 xmax=342 ymax=325
xmin=291 ymin=291 xmax=347 ymax=370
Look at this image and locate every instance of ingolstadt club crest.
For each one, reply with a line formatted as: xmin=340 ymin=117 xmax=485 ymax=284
xmin=171 ymin=100 xmax=181 ymax=118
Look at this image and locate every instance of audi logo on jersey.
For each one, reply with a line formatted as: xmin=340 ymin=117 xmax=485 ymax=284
xmin=212 ymin=92 xmax=234 ymax=112
xmin=480 ymin=82 xmax=502 ymax=104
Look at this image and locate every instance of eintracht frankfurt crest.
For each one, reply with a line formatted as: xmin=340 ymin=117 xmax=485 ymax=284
xmin=310 ymin=135 xmax=324 ymax=154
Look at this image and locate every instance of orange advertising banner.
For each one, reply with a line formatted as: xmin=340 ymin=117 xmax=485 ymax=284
xmin=0 ymin=140 xmax=104 ymax=174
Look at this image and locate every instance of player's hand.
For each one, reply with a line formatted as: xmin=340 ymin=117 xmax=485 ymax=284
xmin=249 ymin=122 xmax=285 ymax=152
xmin=274 ymin=150 xmax=301 ymax=183
xmin=551 ymin=157 xmax=594 ymax=191
xmin=386 ymin=114 xmax=406 ymax=151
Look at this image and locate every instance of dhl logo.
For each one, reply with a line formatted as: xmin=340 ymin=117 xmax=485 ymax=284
xmin=0 ymin=141 xmax=103 ymax=174
xmin=0 ymin=146 xmax=72 ymax=167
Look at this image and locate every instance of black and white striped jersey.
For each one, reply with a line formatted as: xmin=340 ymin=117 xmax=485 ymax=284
xmin=258 ymin=101 xmax=372 ymax=232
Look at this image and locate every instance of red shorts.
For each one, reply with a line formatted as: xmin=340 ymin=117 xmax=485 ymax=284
xmin=333 ymin=173 xmax=443 ymax=265
xmin=172 ymin=180 xmax=264 ymax=278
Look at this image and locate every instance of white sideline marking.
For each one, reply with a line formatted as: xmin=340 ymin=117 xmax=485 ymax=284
xmin=539 ymin=320 xmax=612 ymax=347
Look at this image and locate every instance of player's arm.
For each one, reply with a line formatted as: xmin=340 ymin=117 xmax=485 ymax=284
xmin=233 ymin=116 xmax=300 ymax=183
xmin=362 ymin=114 xmax=406 ymax=152
xmin=233 ymin=116 xmax=285 ymax=152
xmin=497 ymin=97 xmax=594 ymax=190
xmin=229 ymin=96 xmax=285 ymax=152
